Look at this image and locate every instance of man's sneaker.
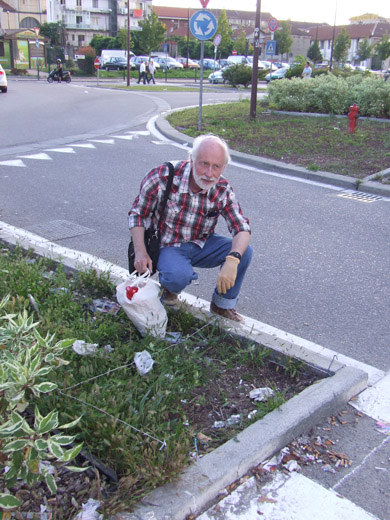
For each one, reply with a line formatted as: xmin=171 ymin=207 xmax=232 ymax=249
xmin=161 ymin=288 xmax=179 ymax=306
xmin=210 ymin=301 xmax=243 ymax=322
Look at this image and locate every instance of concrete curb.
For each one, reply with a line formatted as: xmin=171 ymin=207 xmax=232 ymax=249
xmin=0 ymin=222 xmax=369 ymax=520
xmin=155 ymin=114 xmax=390 ymax=198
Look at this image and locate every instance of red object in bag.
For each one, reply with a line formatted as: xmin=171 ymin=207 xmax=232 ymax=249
xmin=126 ymin=286 xmax=139 ymax=300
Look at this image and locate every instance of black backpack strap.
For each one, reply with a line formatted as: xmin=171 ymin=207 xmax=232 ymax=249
xmin=156 ymin=161 xmax=175 ymax=231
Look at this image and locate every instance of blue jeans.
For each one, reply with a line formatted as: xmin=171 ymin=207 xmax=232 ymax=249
xmin=157 ymin=234 xmax=252 ymax=310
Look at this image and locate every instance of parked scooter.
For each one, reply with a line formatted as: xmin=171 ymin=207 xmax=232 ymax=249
xmin=47 ymin=69 xmax=71 ymax=83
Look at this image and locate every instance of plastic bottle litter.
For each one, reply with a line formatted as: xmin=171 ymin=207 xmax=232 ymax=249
xmin=134 ymin=350 xmax=154 ymax=376
xmin=249 ymin=387 xmax=275 ymax=402
xmin=72 ymin=340 xmax=113 ymax=356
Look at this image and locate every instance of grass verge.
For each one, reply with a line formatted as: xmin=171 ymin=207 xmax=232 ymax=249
xmin=168 ymin=99 xmax=390 ymax=179
xmin=0 ymin=242 xmax=321 ymax=517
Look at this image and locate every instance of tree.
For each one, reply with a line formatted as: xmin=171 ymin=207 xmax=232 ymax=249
xmin=375 ymin=35 xmax=390 ymax=66
xmin=90 ymin=35 xmax=121 ymax=55
xmin=138 ymin=12 xmax=166 ymax=55
xmin=234 ymin=30 xmax=252 ymax=56
xmin=356 ymin=38 xmax=372 ymax=62
xmin=216 ymin=9 xmax=233 ymax=58
xmin=274 ymin=21 xmax=293 ymax=60
xmin=307 ymin=40 xmax=322 ymax=63
xmin=39 ymin=22 xmax=64 ymax=46
xmin=333 ymin=27 xmax=351 ymax=64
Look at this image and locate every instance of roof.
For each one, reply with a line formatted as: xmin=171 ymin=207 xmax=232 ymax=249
xmin=308 ymin=21 xmax=390 ymax=40
xmin=152 ymin=5 xmax=272 ymax=22
xmin=0 ymin=0 xmax=16 ymax=11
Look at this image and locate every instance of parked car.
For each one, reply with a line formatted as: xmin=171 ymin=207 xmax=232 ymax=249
xmin=217 ymin=59 xmax=234 ymax=68
xmin=104 ymin=57 xmax=128 ymax=71
xmin=202 ymin=59 xmax=220 ymax=70
xmin=260 ymin=60 xmax=278 ymax=71
xmin=274 ymin=61 xmax=290 ymax=69
xmin=354 ymin=65 xmax=368 ymax=73
xmin=265 ymin=66 xmax=289 ymax=83
xmin=176 ymin=57 xmax=200 ymax=69
xmin=208 ymin=68 xmax=227 ymax=84
xmin=0 ymin=64 xmax=7 ymax=93
xmin=154 ymin=57 xmax=183 ymax=70
xmin=227 ymin=55 xmax=251 ymax=66
xmin=384 ymin=69 xmax=390 ymax=81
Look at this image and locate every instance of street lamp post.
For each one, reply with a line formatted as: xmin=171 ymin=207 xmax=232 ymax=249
xmin=250 ymin=0 xmax=261 ymax=120
xmin=126 ymin=0 xmax=130 ymax=86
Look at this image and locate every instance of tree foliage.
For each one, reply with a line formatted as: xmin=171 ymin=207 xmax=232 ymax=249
xmin=234 ymin=30 xmax=252 ymax=56
xmin=333 ymin=28 xmax=351 ymax=64
xmin=90 ymin=35 xmax=121 ymax=55
xmin=307 ymin=40 xmax=322 ymax=63
xmin=375 ymin=35 xmax=390 ymax=64
xmin=216 ymin=9 xmax=233 ymax=58
xmin=223 ymin=64 xmax=252 ymax=87
xmin=138 ymin=12 xmax=166 ymax=54
xmin=356 ymin=38 xmax=372 ymax=62
xmin=274 ymin=21 xmax=293 ymax=58
xmin=38 ymin=22 xmax=64 ymax=46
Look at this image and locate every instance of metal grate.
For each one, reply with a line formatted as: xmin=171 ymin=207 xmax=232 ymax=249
xmin=27 ymin=220 xmax=95 ymax=241
xmin=337 ymin=190 xmax=383 ymax=203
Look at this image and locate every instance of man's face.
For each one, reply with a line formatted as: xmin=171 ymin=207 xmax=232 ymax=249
xmin=191 ymin=141 xmax=226 ymax=191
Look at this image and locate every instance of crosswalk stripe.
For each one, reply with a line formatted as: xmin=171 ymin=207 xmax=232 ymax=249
xmin=0 ymin=159 xmax=26 ymax=167
xmin=110 ymin=135 xmax=135 ymax=140
xmin=44 ymin=148 xmax=76 ymax=153
xmin=72 ymin=143 xmax=96 ymax=149
xmin=18 ymin=153 xmax=52 ymax=160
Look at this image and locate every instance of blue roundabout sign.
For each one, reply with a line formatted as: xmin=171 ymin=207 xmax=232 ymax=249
xmin=190 ymin=10 xmax=218 ymax=41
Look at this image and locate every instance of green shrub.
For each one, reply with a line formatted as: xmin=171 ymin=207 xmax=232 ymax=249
xmin=223 ymin=64 xmax=252 ymax=88
xmin=267 ymin=74 xmax=390 ymax=117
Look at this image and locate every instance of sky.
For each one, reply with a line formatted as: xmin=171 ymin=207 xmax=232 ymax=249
xmin=152 ymin=0 xmax=390 ymax=27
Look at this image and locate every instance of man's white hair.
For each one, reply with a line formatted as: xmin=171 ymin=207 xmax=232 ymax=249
xmin=190 ymin=134 xmax=231 ymax=166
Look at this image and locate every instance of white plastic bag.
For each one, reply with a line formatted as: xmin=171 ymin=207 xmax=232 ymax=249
xmin=116 ymin=270 xmax=167 ymax=338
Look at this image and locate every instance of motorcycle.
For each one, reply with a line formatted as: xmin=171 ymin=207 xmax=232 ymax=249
xmin=47 ymin=69 xmax=71 ymax=83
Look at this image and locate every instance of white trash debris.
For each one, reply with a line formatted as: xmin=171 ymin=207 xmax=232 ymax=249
xmin=73 ymin=498 xmax=103 ymax=520
xmin=248 ymin=410 xmax=258 ymax=420
xmin=226 ymin=414 xmax=241 ymax=426
xmin=134 ymin=350 xmax=154 ymax=376
xmin=283 ymin=459 xmax=301 ymax=472
xmin=249 ymin=387 xmax=275 ymax=402
xmin=213 ymin=421 xmax=226 ymax=429
xmin=72 ymin=340 xmax=99 ymax=355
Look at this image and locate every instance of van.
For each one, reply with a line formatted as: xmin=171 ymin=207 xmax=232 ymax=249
xmin=227 ymin=55 xmax=251 ymax=65
xmin=100 ymin=49 xmax=135 ymax=68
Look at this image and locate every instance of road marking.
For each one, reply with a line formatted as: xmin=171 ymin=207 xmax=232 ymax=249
xmin=72 ymin=143 xmax=96 ymax=149
xmin=44 ymin=147 xmax=76 ymax=153
xmin=18 ymin=153 xmax=52 ymax=160
xmin=350 ymin=372 xmax=390 ymax=422
xmin=110 ymin=135 xmax=136 ymax=140
xmin=0 ymin=160 xmax=26 ymax=167
xmin=88 ymin=139 xmax=115 ymax=144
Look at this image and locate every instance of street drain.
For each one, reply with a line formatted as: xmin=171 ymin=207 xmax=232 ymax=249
xmin=27 ymin=220 xmax=95 ymax=241
xmin=337 ymin=190 xmax=383 ymax=202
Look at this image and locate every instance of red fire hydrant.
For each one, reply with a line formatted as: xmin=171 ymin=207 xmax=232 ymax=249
xmin=348 ymin=103 xmax=359 ymax=134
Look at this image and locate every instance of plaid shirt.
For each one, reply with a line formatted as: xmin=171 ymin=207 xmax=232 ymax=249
xmin=128 ymin=160 xmax=251 ymax=248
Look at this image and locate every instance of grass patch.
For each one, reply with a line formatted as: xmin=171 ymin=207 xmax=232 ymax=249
xmin=0 ymin=242 xmax=321 ymax=517
xmin=168 ymin=100 xmax=390 ymax=178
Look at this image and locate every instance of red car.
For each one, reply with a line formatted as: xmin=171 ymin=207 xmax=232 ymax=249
xmin=176 ymin=57 xmax=200 ymax=69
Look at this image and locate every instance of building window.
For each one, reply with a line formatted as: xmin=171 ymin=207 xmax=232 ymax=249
xmin=93 ymin=0 xmax=98 ymax=7
xmin=77 ymin=0 xmax=82 ymax=6
xmin=60 ymin=0 xmax=65 ymax=4
xmin=20 ymin=16 xmax=40 ymax=28
xmin=76 ymin=15 xmax=82 ymax=24
xmin=78 ymin=35 xmax=84 ymax=46
xmin=0 ymin=42 xmax=4 ymax=56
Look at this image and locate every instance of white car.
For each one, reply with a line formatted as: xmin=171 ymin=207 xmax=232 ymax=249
xmin=155 ymin=57 xmax=183 ymax=70
xmin=0 ymin=64 xmax=7 ymax=93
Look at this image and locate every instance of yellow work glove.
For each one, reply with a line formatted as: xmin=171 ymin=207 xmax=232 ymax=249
xmin=217 ymin=256 xmax=240 ymax=295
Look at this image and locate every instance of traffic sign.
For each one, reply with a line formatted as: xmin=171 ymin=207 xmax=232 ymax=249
xmin=34 ymin=27 xmax=40 ymax=37
xmin=266 ymin=40 xmax=277 ymax=55
xmin=199 ymin=0 xmax=210 ymax=7
xmin=94 ymin=57 xmax=100 ymax=69
xmin=190 ymin=10 xmax=217 ymax=40
xmin=35 ymin=39 xmax=40 ymax=48
xmin=213 ymin=34 xmax=221 ymax=47
xmin=268 ymin=17 xmax=278 ymax=32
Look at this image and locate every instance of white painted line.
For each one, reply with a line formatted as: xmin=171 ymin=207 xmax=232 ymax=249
xmin=44 ymin=148 xmax=75 ymax=154
xmin=110 ymin=135 xmax=135 ymax=140
xmin=72 ymin=143 xmax=96 ymax=149
xmin=199 ymin=473 xmax=379 ymax=520
xmin=88 ymin=139 xmax=115 ymax=144
xmin=18 ymin=153 xmax=52 ymax=160
xmin=125 ymin=130 xmax=150 ymax=135
xmin=0 ymin=160 xmax=26 ymax=167
xmin=350 ymin=372 xmax=390 ymax=422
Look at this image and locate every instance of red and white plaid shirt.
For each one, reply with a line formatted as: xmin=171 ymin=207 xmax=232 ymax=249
xmin=128 ymin=160 xmax=251 ymax=248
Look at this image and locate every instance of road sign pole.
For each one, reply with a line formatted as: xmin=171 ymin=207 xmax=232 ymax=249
xmin=250 ymin=0 xmax=261 ymax=120
xmin=198 ymin=40 xmax=204 ymax=131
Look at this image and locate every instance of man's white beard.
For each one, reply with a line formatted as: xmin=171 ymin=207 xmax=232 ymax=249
xmin=192 ymin=164 xmax=217 ymax=191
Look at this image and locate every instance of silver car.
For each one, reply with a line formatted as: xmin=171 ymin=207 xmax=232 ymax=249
xmin=0 ymin=64 xmax=8 ymax=93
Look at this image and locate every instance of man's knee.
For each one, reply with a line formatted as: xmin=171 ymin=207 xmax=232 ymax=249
xmin=159 ymin=268 xmax=193 ymax=293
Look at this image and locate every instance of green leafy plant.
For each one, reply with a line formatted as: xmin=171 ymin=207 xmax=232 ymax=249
xmin=0 ymin=296 xmax=84 ymax=510
xmin=223 ymin=64 xmax=252 ymax=88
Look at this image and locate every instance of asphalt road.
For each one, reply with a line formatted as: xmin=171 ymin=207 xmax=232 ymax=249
xmin=1 ymin=79 xmax=389 ymax=372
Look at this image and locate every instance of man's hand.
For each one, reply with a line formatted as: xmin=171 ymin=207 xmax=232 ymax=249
xmin=134 ymin=251 xmax=153 ymax=275
xmin=217 ymin=256 xmax=240 ymax=295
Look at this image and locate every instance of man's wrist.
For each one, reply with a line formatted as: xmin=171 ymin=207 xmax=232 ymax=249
xmin=227 ymin=251 xmax=242 ymax=261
